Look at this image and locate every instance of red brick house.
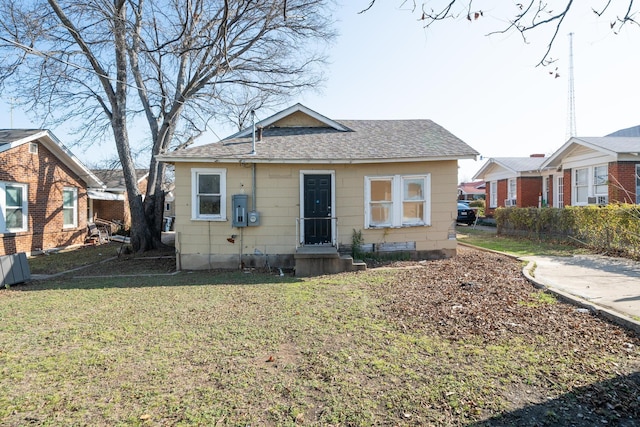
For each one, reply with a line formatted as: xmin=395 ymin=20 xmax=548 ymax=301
xmin=0 ymin=129 xmax=103 ymax=255
xmin=540 ymin=136 xmax=640 ymax=206
xmin=457 ymin=180 xmax=485 ymax=201
xmin=472 ymin=155 xmax=553 ymax=216
xmin=89 ymin=169 xmax=149 ymax=228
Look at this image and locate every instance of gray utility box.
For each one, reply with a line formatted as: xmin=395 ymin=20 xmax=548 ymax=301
xmin=1 ymin=252 xmax=31 ymax=287
xmin=232 ymin=194 xmax=248 ymax=227
xmin=247 ymin=211 xmax=260 ymax=226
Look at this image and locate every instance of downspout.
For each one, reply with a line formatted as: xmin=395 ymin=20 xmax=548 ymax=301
xmin=251 ymin=109 xmax=257 ymax=211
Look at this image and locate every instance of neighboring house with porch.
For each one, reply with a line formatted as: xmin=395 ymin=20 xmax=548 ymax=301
xmin=158 ymin=103 xmax=478 ymax=275
xmin=89 ymin=168 xmax=149 ymax=228
xmin=457 ymin=181 xmax=485 ymax=201
xmin=473 ymin=155 xmax=552 ymax=216
xmin=540 ymin=136 xmax=640 ymax=206
xmin=0 ymin=129 xmax=103 ymax=256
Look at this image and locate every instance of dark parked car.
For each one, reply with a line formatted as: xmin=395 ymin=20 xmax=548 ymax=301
xmin=457 ymin=202 xmax=476 ymax=225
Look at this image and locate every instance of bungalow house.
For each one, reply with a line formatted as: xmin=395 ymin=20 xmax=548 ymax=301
xmin=158 ymin=103 xmax=479 ymax=275
xmin=457 ymin=181 xmax=485 ymax=201
xmin=89 ymin=168 xmax=149 ymax=228
xmin=540 ymin=136 xmax=640 ymax=206
xmin=472 ymin=155 xmax=553 ymax=215
xmin=0 ymin=129 xmax=103 ymax=256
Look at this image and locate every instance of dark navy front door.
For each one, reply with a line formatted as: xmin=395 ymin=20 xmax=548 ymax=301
xmin=303 ymin=174 xmax=331 ymax=244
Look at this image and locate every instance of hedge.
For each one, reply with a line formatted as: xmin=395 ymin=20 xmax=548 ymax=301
xmin=495 ymin=205 xmax=640 ymax=258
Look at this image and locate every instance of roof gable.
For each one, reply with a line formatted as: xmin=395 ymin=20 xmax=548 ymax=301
xmin=92 ymin=169 xmax=149 ymax=191
xmin=541 ymin=136 xmax=640 ymax=169
xmin=0 ymin=129 xmax=104 ymax=188
xmin=473 ymin=156 xmax=548 ymax=180
xmin=226 ymin=103 xmax=350 ymax=140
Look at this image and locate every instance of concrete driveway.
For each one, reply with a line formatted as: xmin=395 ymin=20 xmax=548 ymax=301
xmin=524 ymin=254 xmax=640 ymax=330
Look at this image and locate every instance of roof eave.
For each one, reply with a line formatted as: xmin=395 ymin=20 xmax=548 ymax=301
xmin=158 ymin=154 xmax=477 ymax=164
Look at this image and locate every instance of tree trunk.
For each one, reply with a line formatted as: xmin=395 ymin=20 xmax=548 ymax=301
xmin=113 ymin=0 xmax=153 ymax=252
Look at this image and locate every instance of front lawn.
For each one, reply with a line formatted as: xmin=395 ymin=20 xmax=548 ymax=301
xmin=1 ymin=247 xmax=639 ymax=425
xmin=456 ymin=226 xmax=590 ymax=257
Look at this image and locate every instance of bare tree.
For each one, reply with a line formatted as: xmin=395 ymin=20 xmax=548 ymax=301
xmin=362 ymin=1 xmax=638 ymax=66
xmin=0 ymin=0 xmax=334 ymax=251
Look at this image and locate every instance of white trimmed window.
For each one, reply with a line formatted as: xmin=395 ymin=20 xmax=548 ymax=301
xmin=507 ymin=178 xmax=517 ymax=200
xmin=1 ymin=182 xmax=28 ymax=233
xmin=191 ymin=168 xmax=227 ymax=220
xmin=574 ymin=168 xmax=588 ymax=205
xmin=365 ymin=174 xmax=430 ymax=228
xmin=557 ymin=176 xmax=564 ymax=208
xmin=489 ymin=181 xmax=497 ymax=208
xmin=593 ymin=165 xmax=608 ymax=196
xmin=62 ymin=187 xmax=78 ymax=228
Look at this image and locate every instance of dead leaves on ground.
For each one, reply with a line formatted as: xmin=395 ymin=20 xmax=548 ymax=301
xmin=375 ymin=247 xmax=640 ymax=357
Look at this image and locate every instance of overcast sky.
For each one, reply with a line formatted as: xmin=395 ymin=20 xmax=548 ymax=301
xmin=1 ymin=1 xmax=639 ymax=182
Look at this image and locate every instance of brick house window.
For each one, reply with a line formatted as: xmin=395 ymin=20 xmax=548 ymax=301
xmin=489 ymin=181 xmax=497 ymax=208
xmin=593 ymin=165 xmax=608 ymax=196
xmin=574 ymin=168 xmax=588 ymax=205
xmin=507 ymin=178 xmax=516 ymax=200
xmin=365 ymin=174 xmax=430 ymax=228
xmin=62 ymin=187 xmax=78 ymax=228
xmin=1 ymin=182 xmax=28 ymax=233
xmin=191 ymin=168 xmax=227 ymax=220
xmin=556 ymin=176 xmax=564 ymax=208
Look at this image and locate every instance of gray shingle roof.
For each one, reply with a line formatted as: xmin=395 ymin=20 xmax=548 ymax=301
xmin=163 ymin=119 xmax=478 ymax=163
xmin=0 ymin=129 xmax=44 ymax=145
xmin=92 ymin=169 xmax=149 ymax=190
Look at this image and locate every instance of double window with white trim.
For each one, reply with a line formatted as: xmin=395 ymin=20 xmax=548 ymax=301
xmin=365 ymin=174 xmax=430 ymax=228
xmin=573 ymin=164 xmax=608 ymax=205
xmin=0 ymin=182 xmax=28 ymax=233
xmin=191 ymin=168 xmax=227 ymax=220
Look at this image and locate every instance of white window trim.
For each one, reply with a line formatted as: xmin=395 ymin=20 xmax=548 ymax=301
xmin=62 ymin=187 xmax=78 ymax=228
xmin=191 ymin=168 xmax=227 ymax=221
xmin=489 ymin=181 xmax=497 ymax=208
xmin=593 ymin=164 xmax=608 ymax=196
xmin=0 ymin=182 xmax=28 ymax=233
xmin=364 ymin=174 xmax=431 ymax=229
xmin=572 ymin=165 xmax=608 ymax=206
xmin=507 ymin=178 xmax=517 ymax=200
xmin=573 ymin=167 xmax=589 ymax=205
xmin=555 ymin=175 xmax=564 ymax=208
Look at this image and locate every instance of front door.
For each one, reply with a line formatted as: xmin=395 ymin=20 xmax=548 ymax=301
xmin=303 ymin=174 xmax=332 ymax=245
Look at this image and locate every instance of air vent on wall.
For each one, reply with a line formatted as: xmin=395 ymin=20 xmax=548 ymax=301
xmin=28 ymin=143 xmax=38 ymax=154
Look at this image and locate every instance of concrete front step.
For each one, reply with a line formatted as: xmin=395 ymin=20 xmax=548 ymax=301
xmin=294 ymin=247 xmax=367 ymax=276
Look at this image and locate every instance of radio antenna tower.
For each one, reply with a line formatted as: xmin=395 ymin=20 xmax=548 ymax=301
xmin=566 ymin=32 xmax=577 ymax=139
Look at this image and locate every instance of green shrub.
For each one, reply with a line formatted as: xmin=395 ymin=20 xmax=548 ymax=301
xmin=496 ymin=204 xmax=640 ymax=258
xmin=469 ymin=199 xmax=485 ymax=217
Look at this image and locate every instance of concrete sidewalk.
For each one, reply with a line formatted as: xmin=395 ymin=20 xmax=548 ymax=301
xmin=522 ymin=254 xmax=640 ymax=333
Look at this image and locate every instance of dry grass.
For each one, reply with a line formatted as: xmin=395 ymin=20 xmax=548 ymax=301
xmin=0 ymin=245 xmax=638 ymax=425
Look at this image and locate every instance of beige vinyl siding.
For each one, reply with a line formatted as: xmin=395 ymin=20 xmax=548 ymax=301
xmin=173 ymin=160 xmax=458 ymax=269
